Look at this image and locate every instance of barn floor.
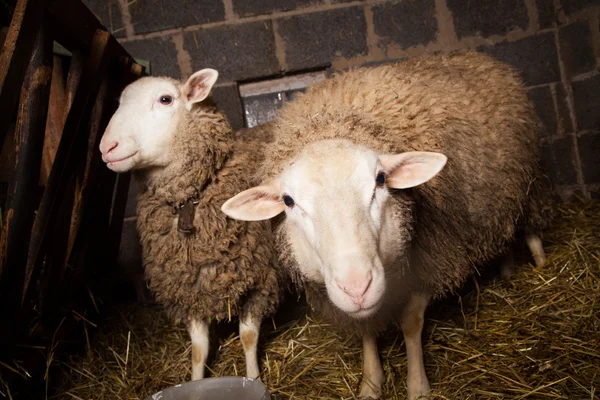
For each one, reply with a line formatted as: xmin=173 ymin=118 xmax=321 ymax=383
xmin=52 ymin=201 xmax=599 ymax=400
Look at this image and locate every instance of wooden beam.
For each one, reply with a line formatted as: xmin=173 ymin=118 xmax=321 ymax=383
xmin=66 ymin=76 xmax=110 ymax=263
xmin=23 ymin=30 xmax=112 ymax=303
xmin=39 ymin=50 xmax=84 ymax=186
xmin=38 ymin=175 xmax=75 ymax=322
xmin=65 ymin=51 xmax=84 ymax=109
xmin=0 ymin=0 xmax=44 ymax=154
xmin=46 ymin=0 xmax=128 ymax=57
xmin=0 ymin=16 xmax=52 ymax=346
xmin=40 ymin=55 xmax=66 ymax=186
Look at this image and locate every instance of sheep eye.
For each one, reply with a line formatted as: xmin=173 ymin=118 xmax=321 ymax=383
xmin=159 ymin=95 xmax=173 ymax=105
xmin=282 ymin=195 xmax=295 ymax=207
xmin=376 ymin=172 xmax=386 ymax=186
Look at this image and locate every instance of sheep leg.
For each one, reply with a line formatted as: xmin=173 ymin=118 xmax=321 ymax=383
xmin=239 ymin=313 xmax=261 ymax=379
xmin=525 ymin=233 xmax=546 ymax=267
xmin=401 ymin=293 xmax=430 ymax=400
xmin=188 ymin=319 xmax=209 ymax=381
xmin=359 ymin=332 xmax=384 ymax=399
xmin=500 ymin=247 xmax=515 ymax=278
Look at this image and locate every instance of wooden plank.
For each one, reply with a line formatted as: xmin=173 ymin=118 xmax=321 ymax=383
xmin=38 ymin=176 xmax=75 ymax=323
xmin=64 ymin=51 xmax=86 ymax=255
xmin=66 ymin=76 xmax=110 ymax=262
xmin=0 ymin=17 xmax=52 ymax=348
xmin=39 ymin=50 xmax=84 ymax=188
xmin=46 ymin=0 xmax=128 ymax=57
xmin=42 ymin=57 xmax=113 ymax=315
xmin=46 ymin=58 xmax=105 ymax=310
xmin=23 ymin=30 xmax=113 ymax=304
xmin=63 ymin=151 xmax=117 ymax=314
xmin=0 ymin=19 xmax=52 ymax=283
xmin=65 ymin=51 xmax=84 ymax=109
xmin=46 ymin=0 xmax=105 ymax=52
xmin=40 ymin=55 xmax=66 ymax=186
xmin=0 ymin=0 xmax=44 ymax=154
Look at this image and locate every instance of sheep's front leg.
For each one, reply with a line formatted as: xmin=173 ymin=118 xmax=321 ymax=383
xmin=401 ymin=293 xmax=430 ymax=399
xmin=239 ymin=313 xmax=262 ymax=379
xmin=359 ymin=332 xmax=384 ymax=399
xmin=525 ymin=233 xmax=546 ymax=267
xmin=188 ymin=319 xmax=209 ymax=381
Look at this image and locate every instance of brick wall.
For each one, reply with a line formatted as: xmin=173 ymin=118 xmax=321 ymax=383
xmin=82 ymin=0 xmax=600 ymax=279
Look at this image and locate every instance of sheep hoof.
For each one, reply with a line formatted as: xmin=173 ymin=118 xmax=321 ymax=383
xmin=408 ymin=386 xmax=431 ymax=400
xmin=359 ymin=383 xmax=381 ymax=399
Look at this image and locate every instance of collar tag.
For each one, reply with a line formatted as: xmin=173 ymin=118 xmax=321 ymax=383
xmin=177 ymin=200 xmax=197 ymax=235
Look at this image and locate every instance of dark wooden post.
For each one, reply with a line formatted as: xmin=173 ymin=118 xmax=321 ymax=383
xmin=0 ymin=0 xmax=44 ymax=149
xmin=0 ymin=0 xmax=145 ymax=393
xmin=0 ymin=17 xmax=53 ymax=350
xmin=40 ymin=51 xmax=84 ymax=186
xmin=23 ymin=30 xmax=112 ymax=305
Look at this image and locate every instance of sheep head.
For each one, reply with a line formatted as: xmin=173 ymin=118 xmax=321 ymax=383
xmin=222 ymin=139 xmax=447 ymax=319
xmin=99 ymin=69 xmax=219 ymax=173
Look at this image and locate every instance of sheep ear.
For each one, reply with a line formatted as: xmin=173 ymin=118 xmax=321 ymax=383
xmin=379 ymin=151 xmax=447 ymax=189
xmin=182 ymin=68 xmax=219 ymax=111
xmin=221 ymin=180 xmax=285 ymax=221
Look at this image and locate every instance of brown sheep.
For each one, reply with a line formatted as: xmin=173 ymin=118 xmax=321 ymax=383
xmin=99 ymin=69 xmax=286 ymax=382
xmin=221 ymin=52 xmax=548 ymax=399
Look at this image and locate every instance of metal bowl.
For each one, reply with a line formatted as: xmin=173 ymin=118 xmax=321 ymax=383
xmin=144 ymin=377 xmax=270 ymax=400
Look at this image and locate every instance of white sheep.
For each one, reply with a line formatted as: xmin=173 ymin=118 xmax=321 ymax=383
xmin=99 ymin=69 xmax=285 ymax=381
xmin=221 ymin=52 xmax=548 ymax=398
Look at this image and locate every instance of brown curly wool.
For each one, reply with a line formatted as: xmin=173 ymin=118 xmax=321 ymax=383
xmin=135 ymin=104 xmax=284 ymax=326
xmin=262 ymin=51 xmax=548 ymax=332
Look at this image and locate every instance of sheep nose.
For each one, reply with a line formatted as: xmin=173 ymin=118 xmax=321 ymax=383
xmin=336 ymin=271 xmax=372 ymax=304
xmin=101 ymin=141 xmax=119 ymax=155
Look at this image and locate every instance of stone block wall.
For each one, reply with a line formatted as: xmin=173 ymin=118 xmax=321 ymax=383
xmin=82 ymin=0 xmax=600 ymax=277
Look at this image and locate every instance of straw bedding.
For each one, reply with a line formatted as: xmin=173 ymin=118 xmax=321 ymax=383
xmin=52 ymin=201 xmax=599 ymax=399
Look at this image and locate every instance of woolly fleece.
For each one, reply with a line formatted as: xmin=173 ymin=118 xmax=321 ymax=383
xmin=135 ymin=97 xmax=285 ymax=326
xmin=260 ymin=52 xmax=548 ymax=334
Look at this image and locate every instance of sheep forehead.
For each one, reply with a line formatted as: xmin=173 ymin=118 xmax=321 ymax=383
xmin=283 ymin=140 xmax=378 ymax=205
xmin=120 ymin=77 xmax=181 ymax=104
